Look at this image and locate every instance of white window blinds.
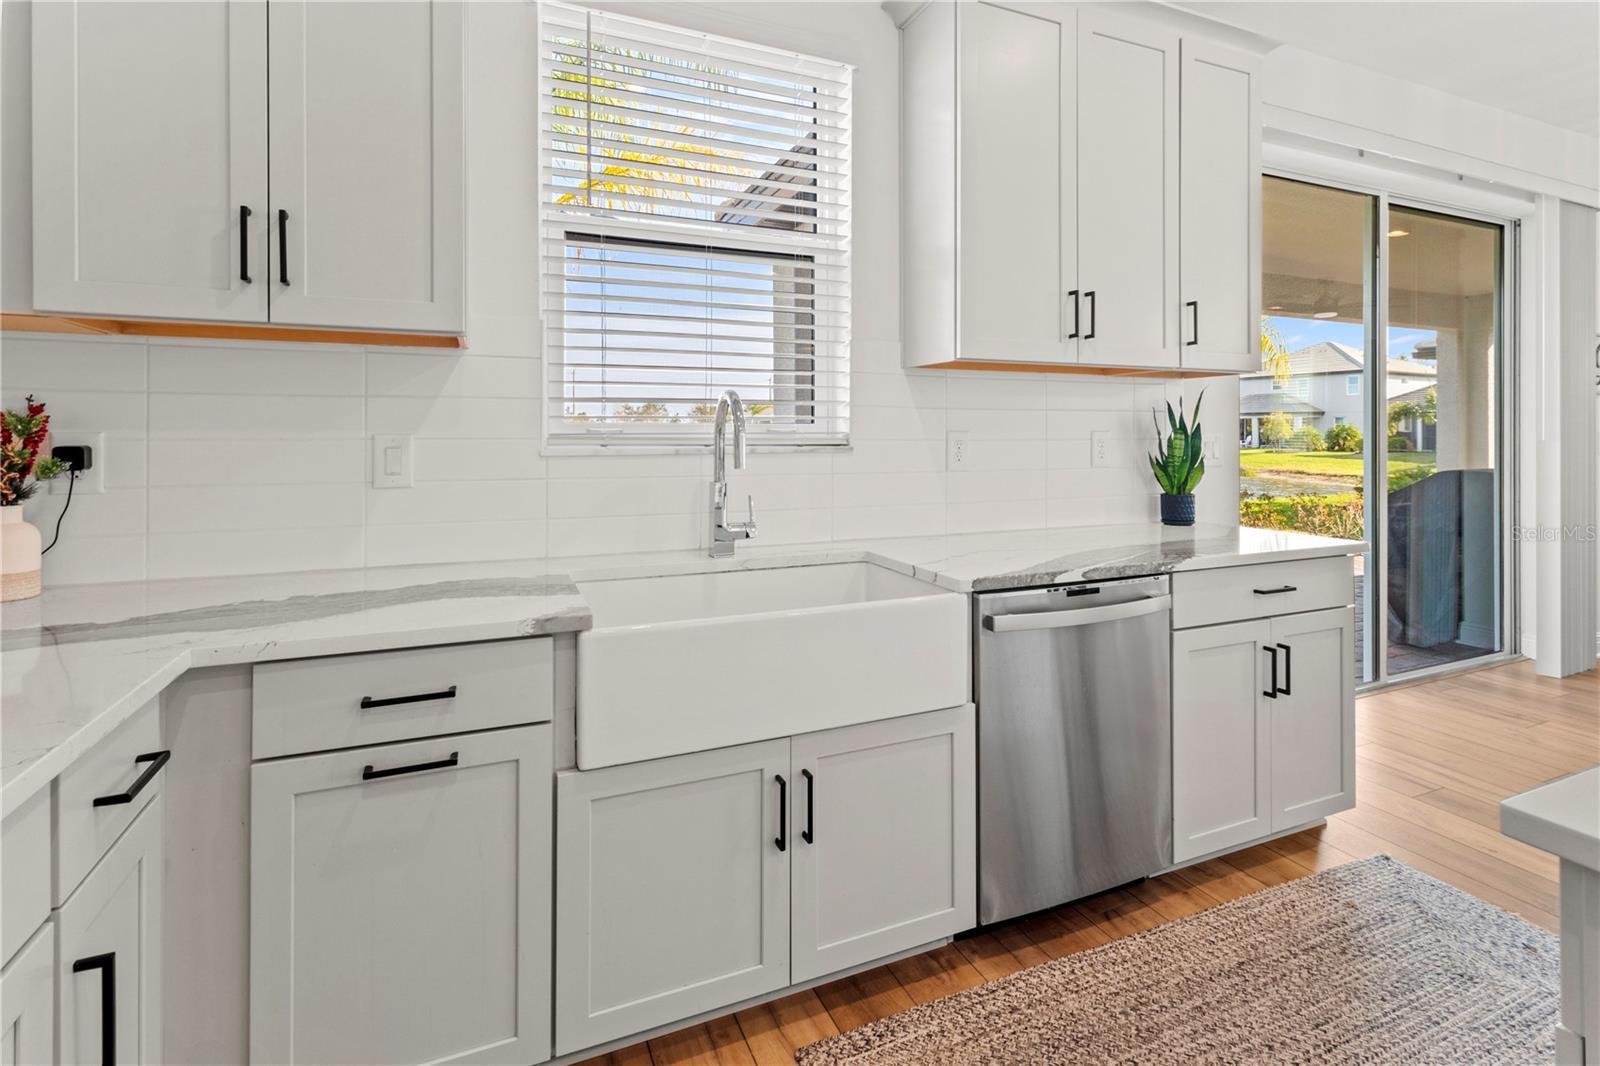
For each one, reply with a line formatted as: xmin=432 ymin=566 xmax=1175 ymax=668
xmin=539 ymin=4 xmax=852 ymax=445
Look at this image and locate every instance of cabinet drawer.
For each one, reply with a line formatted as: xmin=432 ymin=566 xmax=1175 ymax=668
xmin=56 ymin=698 xmax=164 ymax=906
xmin=1171 ymin=556 xmax=1354 ymax=629
xmin=2 ymin=788 xmax=50 ymax=966
xmin=252 ymin=639 xmax=553 ymax=759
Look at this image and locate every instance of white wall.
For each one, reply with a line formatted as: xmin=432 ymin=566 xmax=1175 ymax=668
xmin=0 ymin=1 xmax=1239 ymax=585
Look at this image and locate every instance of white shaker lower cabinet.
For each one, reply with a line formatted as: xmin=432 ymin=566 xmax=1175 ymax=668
xmin=554 ymin=740 xmax=792 ymax=1056
xmin=1172 ymin=619 xmax=1274 ymax=862
xmin=1 ymin=923 xmax=56 ymax=1066
xmin=250 ymin=726 xmax=552 ymax=1066
xmin=58 ymin=793 xmax=165 ymax=1066
xmin=1269 ymin=607 xmax=1357 ymax=831
xmin=790 ymin=706 xmax=976 ymax=983
xmin=555 ymin=707 xmax=978 ymax=1057
xmin=1172 ymin=605 xmax=1356 ymax=864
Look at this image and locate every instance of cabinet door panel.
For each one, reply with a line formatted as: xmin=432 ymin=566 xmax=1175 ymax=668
xmin=32 ymin=0 xmax=267 ymax=320
xmin=1 ymin=921 xmax=55 ymax=1066
xmin=957 ymin=2 xmax=1075 ymax=363
xmin=58 ymin=792 xmax=164 ymax=1066
xmin=1180 ymin=39 xmax=1260 ymax=371
xmin=1173 ymin=620 xmax=1271 ymax=863
xmin=555 ymin=741 xmax=790 ymax=1056
xmin=1270 ymin=607 xmax=1356 ymax=830
xmin=250 ymin=727 xmax=551 ymax=1066
xmin=791 ymin=706 xmax=976 ymax=983
xmin=268 ymin=0 xmax=464 ymax=331
xmin=1075 ymin=11 xmax=1178 ymax=368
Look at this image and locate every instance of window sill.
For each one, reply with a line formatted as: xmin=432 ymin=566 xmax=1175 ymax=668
xmin=541 ymin=442 xmax=852 ymax=458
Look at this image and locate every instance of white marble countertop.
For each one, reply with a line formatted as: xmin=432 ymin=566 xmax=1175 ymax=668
xmin=1501 ymin=767 xmax=1600 ymax=873
xmin=2 ymin=522 xmax=1362 ymax=815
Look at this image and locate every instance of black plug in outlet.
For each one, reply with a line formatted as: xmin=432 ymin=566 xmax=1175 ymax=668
xmin=52 ymin=444 xmax=93 ymax=472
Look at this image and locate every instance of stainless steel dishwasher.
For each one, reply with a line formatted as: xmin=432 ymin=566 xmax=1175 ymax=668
xmin=976 ymin=574 xmax=1172 ymax=924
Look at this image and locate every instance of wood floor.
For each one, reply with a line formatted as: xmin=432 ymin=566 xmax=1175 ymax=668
xmin=578 ymin=660 xmax=1599 ymax=1066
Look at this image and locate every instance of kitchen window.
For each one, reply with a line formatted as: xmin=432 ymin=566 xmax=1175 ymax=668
xmin=539 ymin=5 xmax=852 ymax=446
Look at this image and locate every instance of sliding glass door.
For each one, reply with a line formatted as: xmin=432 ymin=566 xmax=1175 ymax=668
xmin=1249 ymin=176 xmax=1510 ymax=686
xmin=1383 ymin=207 xmax=1505 ymax=674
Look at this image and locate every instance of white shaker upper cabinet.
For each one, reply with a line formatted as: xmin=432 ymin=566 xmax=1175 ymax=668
xmin=267 ymin=1 xmax=465 ymax=332
xmin=1074 ymin=10 xmax=1180 ymax=369
xmin=1179 ymin=39 xmax=1261 ymax=372
xmin=901 ymin=1 xmax=1076 ymax=368
xmin=32 ymin=0 xmax=268 ymax=322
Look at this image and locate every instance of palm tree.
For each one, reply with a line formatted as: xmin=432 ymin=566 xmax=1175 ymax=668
xmin=1261 ymin=318 xmax=1291 ymax=384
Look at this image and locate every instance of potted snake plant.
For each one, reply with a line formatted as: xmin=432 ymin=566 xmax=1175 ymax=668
xmin=1148 ymin=391 xmax=1206 ymax=526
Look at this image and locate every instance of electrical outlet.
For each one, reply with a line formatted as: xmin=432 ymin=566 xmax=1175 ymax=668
xmin=372 ymin=435 xmax=413 ymax=488
xmin=947 ymin=431 xmax=969 ymax=471
xmin=1090 ymin=431 xmax=1116 ymax=468
xmin=49 ymin=432 xmax=105 ymax=495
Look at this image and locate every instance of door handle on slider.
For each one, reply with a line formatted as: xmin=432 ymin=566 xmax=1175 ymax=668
xmin=360 ymin=686 xmax=457 ymax=709
xmin=1253 ymin=585 xmax=1297 ymax=596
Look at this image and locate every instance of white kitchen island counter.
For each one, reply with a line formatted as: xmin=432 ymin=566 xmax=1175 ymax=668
xmin=1503 ymin=768 xmax=1600 ymax=1065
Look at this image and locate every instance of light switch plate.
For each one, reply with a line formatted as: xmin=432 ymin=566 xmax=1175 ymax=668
xmin=371 ymin=434 xmax=413 ymax=488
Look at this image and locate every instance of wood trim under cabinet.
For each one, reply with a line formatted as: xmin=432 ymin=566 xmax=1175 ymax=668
xmin=0 ymin=312 xmax=466 ymax=350
xmin=917 ymin=359 xmax=1228 ymax=379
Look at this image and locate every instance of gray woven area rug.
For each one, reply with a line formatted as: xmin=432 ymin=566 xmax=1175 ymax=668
xmin=796 ymin=856 xmax=1558 ymax=1066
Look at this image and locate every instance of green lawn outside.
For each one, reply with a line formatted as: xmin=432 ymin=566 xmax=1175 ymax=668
xmin=1240 ymin=449 xmax=1435 ymax=493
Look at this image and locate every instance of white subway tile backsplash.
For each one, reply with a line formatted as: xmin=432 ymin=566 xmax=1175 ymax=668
xmin=150 ymin=438 xmax=365 ymax=487
xmin=148 ymin=527 xmax=365 ymax=580
xmin=0 ymin=332 xmax=1240 ymax=584
xmin=547 ymin=513 xmax=701 ymax=557
xmin=367 ymin=396 xmax=538 ymax=438
xmin=365 ymin=519 xmax=547 ymax=568
xmin=149 ymin=484 xmax=365 ymax=533
xmin=0 ymin=335 xmax=147 ymax=391
xmin=414 ymin=438 xmax=546 ymax=482
xmin=366 ymin=352 xmax=540 ymax=398
xmin=148 ymin=343 xmax=364 ymax=395
xmin=366 ymin=480 xmax=545 ymax=525
xmin=2 ymin=389 xmax=148 ymax=435
xmin=150 ymin=393 xmax=364 ymax=437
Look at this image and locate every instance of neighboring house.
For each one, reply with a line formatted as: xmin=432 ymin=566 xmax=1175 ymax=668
xmin=1240 ymin=341 xmax=1437 ymax=446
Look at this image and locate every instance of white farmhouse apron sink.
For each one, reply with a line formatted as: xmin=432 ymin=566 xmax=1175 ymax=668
xmin=574 ymin=563 xmax=969 ymax=769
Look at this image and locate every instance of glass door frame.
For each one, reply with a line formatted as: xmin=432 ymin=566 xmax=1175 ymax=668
xmin=1261 ymin=167 xmax=1522 ymax=692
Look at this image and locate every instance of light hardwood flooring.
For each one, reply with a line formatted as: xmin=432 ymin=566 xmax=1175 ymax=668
xmin=578 ymin=660 xmax=1599 ymax=1066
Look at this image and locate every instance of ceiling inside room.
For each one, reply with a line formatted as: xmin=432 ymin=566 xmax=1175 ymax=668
xmin=1171 ymin=1 xmax=1600 ymax=136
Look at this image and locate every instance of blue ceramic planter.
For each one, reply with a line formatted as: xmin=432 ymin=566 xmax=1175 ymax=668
xmin=1160 ymin=493 xmax=1195 ymax=526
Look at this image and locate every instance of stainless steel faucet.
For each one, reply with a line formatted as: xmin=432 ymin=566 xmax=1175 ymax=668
xmin=709 ymin=390 xmax=757 ymax=558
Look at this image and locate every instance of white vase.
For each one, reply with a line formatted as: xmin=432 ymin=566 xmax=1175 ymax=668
xmin=1 ymin=506 xmax=42 ymax=602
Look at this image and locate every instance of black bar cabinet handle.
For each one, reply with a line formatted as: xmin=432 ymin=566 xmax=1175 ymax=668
xmin=92 ymin=750 xmax=171 ymax=807
xmin=1263 ymin=645 xmax=1279 ymax=699
xmin=1277 ymin=642 xmax=1292 ymax=695
xmin=801 ymin=768 xmax=814 ymax=845
xmin=360 ymin=685 xmax=457 ymax=710
xmin=1083 ymin=290 xmax=1097 ymax=339
xmin=277 ymin=209 xmax=290 ymax=285
xmin=1185 ymin=300 xmax=1198 ymax=346
xmin=239 ymin=205 xmax=252 ymax=283
xmin=72 ymin=952 xmax=115 ymax=1066
xmin=1066 ymin=289 xmax=1080 ymax=339
xmin=362 ymin=752 xmax=459 ymax=781
xmin=1253 ymin=585 xmax=1298 ymax=596
xmin=774 ymin=774 xmax=787 ymax=852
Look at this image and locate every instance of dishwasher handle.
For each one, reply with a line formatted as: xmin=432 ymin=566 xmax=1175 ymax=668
xmin=983 ymin=594 xmax=1170 ymax=632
